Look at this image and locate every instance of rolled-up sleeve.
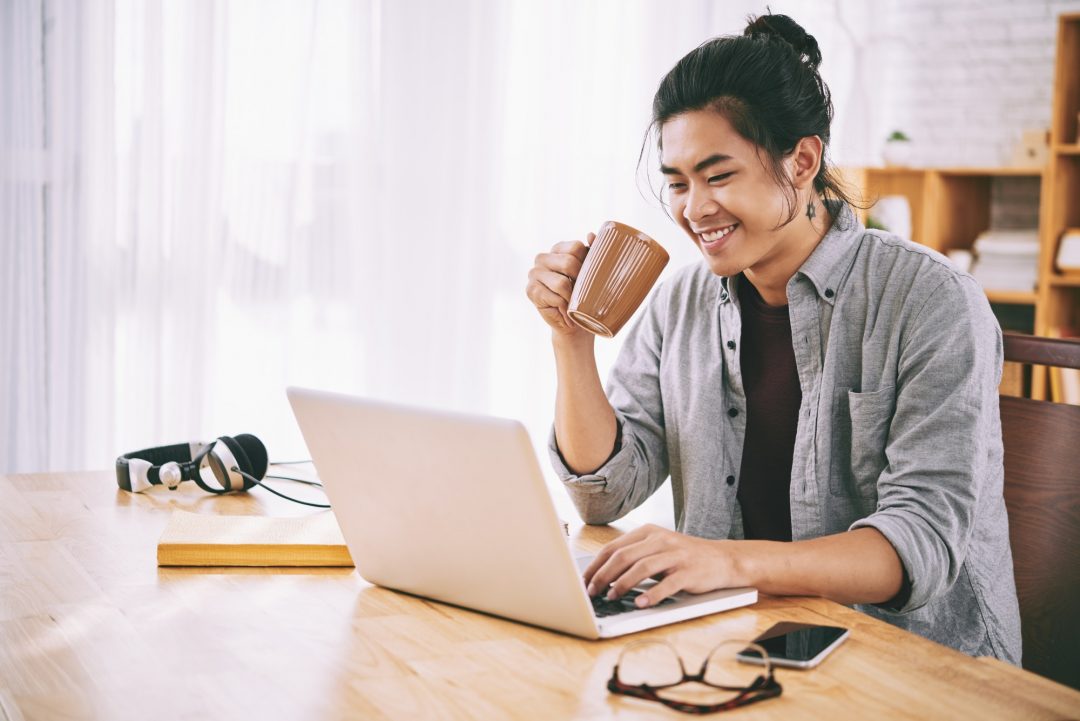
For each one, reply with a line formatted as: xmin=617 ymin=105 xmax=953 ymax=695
xmin=849 ymin=275 xmax=1003 ymax=613
xmin=548 ymin=282 xmax=672 ymax=525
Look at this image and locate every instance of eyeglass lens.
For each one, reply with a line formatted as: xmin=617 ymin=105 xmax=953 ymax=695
xmin=613 ymin=640 xmax=776 ymax=710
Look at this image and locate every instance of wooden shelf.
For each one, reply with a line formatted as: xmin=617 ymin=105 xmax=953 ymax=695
xmin=937 ymin=167 xmax=1044 ymax=177
xmin=845 ymin=13 xmax=1080 ymax=400
xmin=846 ymin=166 xmax=1042 ymax=254
xmin=1036 ymin=13 xmax=1080 ymax=399
xmin=986 ymin=290 xmax=1039 ymax=305
xmin=860 ymin=166 xmax=1043 ymax=176
xmin=1048 ymin=274 xmax=1080 ymax=287
xmin=861 ymin=166 xmax=924 ymax=174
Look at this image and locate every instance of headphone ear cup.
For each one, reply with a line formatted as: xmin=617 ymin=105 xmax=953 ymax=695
xmin=216 ymin=434 xmax=268 ymax=491
xmin=232 ymin=434 xmax=268 ymax=480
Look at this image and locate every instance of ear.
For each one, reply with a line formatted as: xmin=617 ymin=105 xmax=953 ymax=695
xmin=788 ymin=135 xmax=823 ymax=191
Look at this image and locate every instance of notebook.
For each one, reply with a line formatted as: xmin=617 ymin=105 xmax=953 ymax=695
xmin=157 ymin=509 xmax=353 ymax=567
xmin=286 ymin=386 xmax=757 ymax=639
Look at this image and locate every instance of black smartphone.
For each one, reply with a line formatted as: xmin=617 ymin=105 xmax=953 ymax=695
xmin=736 ymin=622 xmax=850 ymax=669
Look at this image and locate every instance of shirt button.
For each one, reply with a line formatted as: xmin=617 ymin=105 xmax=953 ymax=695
xmin=727 ymin=340 xmax=736 ymax=350
xmin=726 ymin=475 xmax=736 ymax=486
xmin=825 ymin=288 xmax=835 ymax=298
xmin=727 ymin=407 xmax=739 ymax=418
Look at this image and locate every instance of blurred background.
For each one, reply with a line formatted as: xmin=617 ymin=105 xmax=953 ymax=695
xmin=4 ymin=0 xmax=1079 ymax=523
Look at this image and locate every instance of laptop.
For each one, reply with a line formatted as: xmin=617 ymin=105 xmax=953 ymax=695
xmin=286 ymin=387 xmax=757 ymax=639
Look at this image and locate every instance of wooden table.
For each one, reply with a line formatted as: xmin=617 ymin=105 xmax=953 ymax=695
xmin=2 ymin=471 xmax=1078 ymax=720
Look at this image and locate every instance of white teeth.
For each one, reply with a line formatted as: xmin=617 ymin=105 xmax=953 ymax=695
xmin=701 ymin=224 xmax=737 ymax=243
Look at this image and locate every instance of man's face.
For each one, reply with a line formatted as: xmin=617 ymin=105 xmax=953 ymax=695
xmin=660 ymin=109 xmax=801 ymax=279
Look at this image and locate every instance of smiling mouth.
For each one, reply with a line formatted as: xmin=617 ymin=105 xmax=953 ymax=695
xmin=697 ymin=223 xmax=739 ymax=247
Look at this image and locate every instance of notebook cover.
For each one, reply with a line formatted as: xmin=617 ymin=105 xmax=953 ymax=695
xmin=157 ymin=510 xmax=354 ymax=567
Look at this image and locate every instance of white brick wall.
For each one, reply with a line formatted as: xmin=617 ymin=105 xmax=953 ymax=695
xmin=866 ymin=0 xmax=1080 ymax=167
xmin=687 ymin=0 xmax=1077 ymax=168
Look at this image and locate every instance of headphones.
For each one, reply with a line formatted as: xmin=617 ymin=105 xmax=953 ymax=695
xmin=115 ymin=434 xmax=330 ymax=508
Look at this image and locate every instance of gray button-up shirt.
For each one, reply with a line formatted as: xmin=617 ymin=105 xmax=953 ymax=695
xmin=549 ymin=202 xmax=1021 ymax=663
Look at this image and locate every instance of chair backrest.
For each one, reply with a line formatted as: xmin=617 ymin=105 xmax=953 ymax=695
xmin=999 ymin=332 xmax=1080 ymax=690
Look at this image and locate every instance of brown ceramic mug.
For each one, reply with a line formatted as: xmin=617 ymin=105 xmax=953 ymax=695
xmin=567 ymin=221 xmax=669 ymax=337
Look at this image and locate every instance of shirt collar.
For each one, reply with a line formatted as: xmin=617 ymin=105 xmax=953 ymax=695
xmin=716 ymin=200 xmax=863 ymax=307
xmin=795 ymin=200 xmax=863 ymax=306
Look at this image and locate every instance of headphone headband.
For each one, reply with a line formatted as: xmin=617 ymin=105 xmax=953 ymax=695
xmin=115 ymin=441 xmax=208 ymax=492
xmin=116 ymin=436 xmax=261 ymax=494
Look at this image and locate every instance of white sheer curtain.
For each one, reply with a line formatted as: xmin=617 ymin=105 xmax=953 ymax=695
xmin=2 ymin=0 xmax=872 ymax=521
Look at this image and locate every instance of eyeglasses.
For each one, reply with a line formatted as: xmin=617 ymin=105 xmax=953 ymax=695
xmin=607 ymin=639 xmax=782 ymax=714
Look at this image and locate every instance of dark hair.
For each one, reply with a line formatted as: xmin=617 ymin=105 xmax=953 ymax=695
xmin=641 ymin=12 xmax=860 ymax=227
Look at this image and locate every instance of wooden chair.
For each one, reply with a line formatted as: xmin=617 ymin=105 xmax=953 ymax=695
xmin=999 ymin=332 xmax=1080 ymax=690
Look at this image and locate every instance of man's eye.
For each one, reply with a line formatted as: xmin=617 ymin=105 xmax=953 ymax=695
xmin=709 ymin=173 xmax=734 ymax=183
xmin=667 ymin=183 xmax=686 ymax=192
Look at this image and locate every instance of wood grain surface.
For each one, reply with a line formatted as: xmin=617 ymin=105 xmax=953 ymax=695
xmin=2 ymin=471 xmax=1078 ymax=720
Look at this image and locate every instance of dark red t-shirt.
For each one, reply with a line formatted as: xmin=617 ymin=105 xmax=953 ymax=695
xmin=735 ymin=276 xmax=801 ymax=542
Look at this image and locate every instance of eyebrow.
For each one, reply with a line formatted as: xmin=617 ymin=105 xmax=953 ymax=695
xmin=659 ymin=153 xmax=734 ymax=176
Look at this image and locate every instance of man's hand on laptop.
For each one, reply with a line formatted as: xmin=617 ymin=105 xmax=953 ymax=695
xmin=582 ymin=524 xmax=745 ymax=608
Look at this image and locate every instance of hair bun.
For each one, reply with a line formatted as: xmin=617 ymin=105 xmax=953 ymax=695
xmin=744 ymin=13 xmax=822 ymax=70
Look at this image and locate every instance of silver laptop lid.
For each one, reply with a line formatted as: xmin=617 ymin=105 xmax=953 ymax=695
xmin=287 ymin=387 xmax=599 ymax=638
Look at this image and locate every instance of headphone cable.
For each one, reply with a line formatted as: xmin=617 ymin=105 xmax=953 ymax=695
xmin=266 ymin=460 xmax=323 ymax=487
xmin=231 ymin=466 xmax=331 ymax=509
xmin=265 ymin=473 xmax=323 ymax=487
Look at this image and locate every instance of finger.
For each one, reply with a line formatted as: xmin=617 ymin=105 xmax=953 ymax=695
xmin=550 ymin=240 xmax=589 ymax=257
xmin=526 ymin=277 xmax=572 ymax=312
xmin=582 ymin=525 xmax=660 ymax=591
xmin=582 ymin=542 xmax=626 ymax=592
xmin=526 ymin=282 xmax=567 ymax=316
xmin=607 ymin=553 xmax=677 ymax=601
xmin=588 ymin=538 xmax=657 ymax=597
xmin=527 ymin=267 xmax=574 ymax=304
xmin=526 ymin=285 xmax=577 ymax=332
xmin=574 ymin=236 xmax=593 ymax=261
xmin=537 ymin=250 xmax=585 ymax=280
xmin=635 ymin=574 xmax=686 ymax=608
xmin=582 ymin=550 xmax=613 ymax=593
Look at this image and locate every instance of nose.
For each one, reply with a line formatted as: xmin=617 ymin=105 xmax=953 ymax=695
xmin=682 ymin=183 xmax=719 ymax=226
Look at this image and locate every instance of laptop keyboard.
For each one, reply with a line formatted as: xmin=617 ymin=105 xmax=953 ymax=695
xmin=590 ymin=589 xmax=677 ymax=618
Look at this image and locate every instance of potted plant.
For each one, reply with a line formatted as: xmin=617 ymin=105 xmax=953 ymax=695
xmin=882 ymin=130 xmax=912 ymax=166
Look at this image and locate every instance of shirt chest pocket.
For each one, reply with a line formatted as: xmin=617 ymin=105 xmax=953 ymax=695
xmin=829 ymin=386 xmax=896 ymax=498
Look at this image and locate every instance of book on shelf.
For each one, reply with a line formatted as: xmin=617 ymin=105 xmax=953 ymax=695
xmin=157 ymin=509 xmax=354 ymax=567
xmin=970 ymin=228 xmax=1040 ymax=293
xmin=972 ymin=229 xmax=1040 ymax=256
xmin=1057 ymin=228 xmax=1080 ymax=274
